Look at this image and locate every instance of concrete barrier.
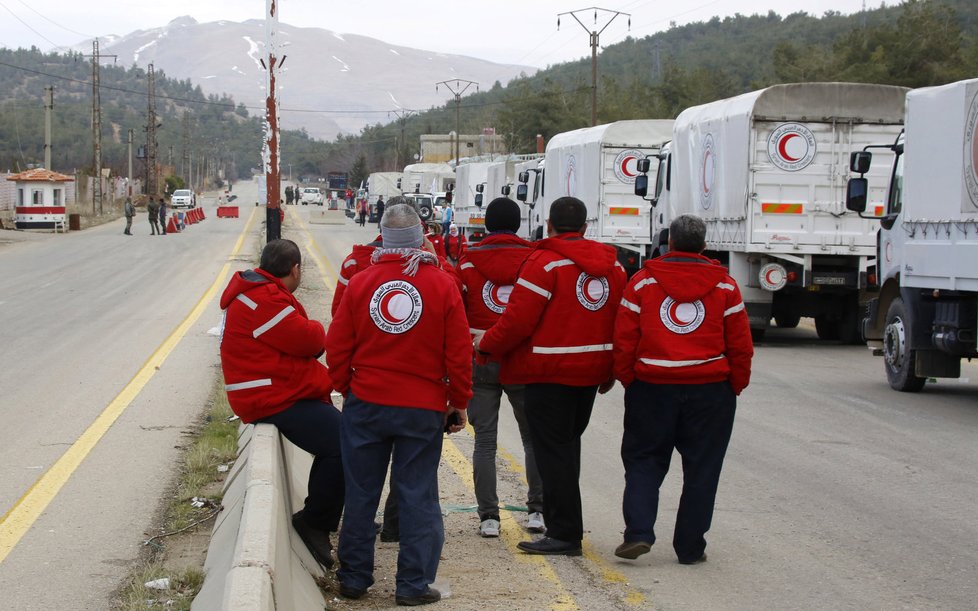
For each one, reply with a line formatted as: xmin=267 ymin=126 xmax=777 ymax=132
xmin=308 ymin=209 xmax=347 ymax=225
xmin=192 ymin=424 xmax=328 ymax=610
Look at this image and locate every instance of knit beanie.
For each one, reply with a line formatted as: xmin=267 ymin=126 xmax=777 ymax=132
xmin=485 ymin=197 xmax=521 ymax=233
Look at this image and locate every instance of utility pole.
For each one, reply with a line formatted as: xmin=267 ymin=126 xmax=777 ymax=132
xmin=43 ymin=86 xmax=53 ymax=170
xmin=84 ymin=40 xmax=117 ymax=213
xmin=558 ymin=7 xmax=630 ymax=127
xmin=435 ymin=79 xmax=478 ymax=166
xmin=145 ymin=63 xmax=160 ymax=197
xmin=262 ymin=0 xmax=282 ymax=242
xmin=127 ymin=128 xmax=133 ymax=197
xmin=389 ymin=108 xmax=416 ymax=169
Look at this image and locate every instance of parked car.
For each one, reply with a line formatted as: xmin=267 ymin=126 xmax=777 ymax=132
xmin=171 ymin=189 xmax=195 ymax=209
xmin=403 ymin=193 xmax=435 ymax=222
xmin=300 ymin=187 xmax=324 ymax=205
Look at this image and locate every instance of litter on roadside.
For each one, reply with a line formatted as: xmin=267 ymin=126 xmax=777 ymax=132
xmin=144 ymin=577 xmax=170 ymax=590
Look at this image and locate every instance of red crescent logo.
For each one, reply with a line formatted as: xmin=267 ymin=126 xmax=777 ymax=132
xmin=702 ymin=150 xmax=713 ymax=194
xmin=778 ymin=133 xmax=802 ymax=162
xmin=765 ymin=268 xmax=779 ymax=284
xmin=379 ymin=290 xmax=410 ymax=324
xmin=619 ymin=155 xmax=637 ymax=178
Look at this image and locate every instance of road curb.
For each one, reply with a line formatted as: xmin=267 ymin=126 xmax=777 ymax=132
xmin=192 ymin=423 xmax=327 ymax=610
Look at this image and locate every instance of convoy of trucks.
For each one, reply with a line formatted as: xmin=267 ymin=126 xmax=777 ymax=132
xmin=353 ymin=80 xmax=976 ymax=382
xmin=647 ymin=83 xmax=908 ymax=341
xmin=845 ymin=78 xmax=978 ymax=391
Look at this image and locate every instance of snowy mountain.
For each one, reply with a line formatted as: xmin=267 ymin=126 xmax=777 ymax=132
xmin=80 ymin=16 xmax=536 ymax=140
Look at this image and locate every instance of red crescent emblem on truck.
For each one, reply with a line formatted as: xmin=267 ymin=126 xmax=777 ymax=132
xmin=778 ymin=133 xmax=801 ymax=162
xmin=620 ymin=156 xmax=637 ymax=177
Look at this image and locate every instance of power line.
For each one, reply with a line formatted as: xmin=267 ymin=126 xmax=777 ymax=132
xmin=0 ymin=0 xmax=71 ymax=52
xmin=11 ymin=0 xmax=94 ymax=39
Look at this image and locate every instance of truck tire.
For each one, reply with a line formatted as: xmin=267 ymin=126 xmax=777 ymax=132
xmin=418 ymin=203 xmax=434 ymax=221
xmin=815 ymin=315 xmax=840 ymax=341
xmin=883 ymin=297 xmax=926 ymax=392
xmin=774 ymin=312 xmax=801 ymax=329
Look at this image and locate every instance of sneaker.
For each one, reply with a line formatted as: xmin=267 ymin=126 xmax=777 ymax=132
xmin=395 ymin=586 xmax=441 ymax=606
xmin=338 ymin=583 xmax=367 ymax=599
xmin=479 ymin=518 xmax=500 ymax=538
xmin=678 ymin=553 xmax=707 ymax=565
xmin=291 ymin=510 xmax=334 ymax=568
xmin=527 ymin=512 xmax=546 ymax=533
xmin=615 ymin=540 xmax=652 ymax=560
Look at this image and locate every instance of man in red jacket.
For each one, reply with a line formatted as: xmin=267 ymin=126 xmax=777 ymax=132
xmin=219 ymin=239 xmax=343 ymax=569
xmin=456 ymin=197 xmax=544 ymax=538
xmin=326 ymin=203 xmax=472 ymax=606
xmin=612 ymin=214 xmax=753 ymax=565
xmin=474 ymin=197 xmax=627 ymax=556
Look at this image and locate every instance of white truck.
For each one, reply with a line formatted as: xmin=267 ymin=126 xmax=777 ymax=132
xmin=530 ymin=120 xmax=674 ymax=272
xmin=366 ymin=172 xmax=402 ymax=221
xmin=453 ymin=161 xmax=494 ymax=240
xmin=845 ymin=78 xmax=978 ymax=391
xmin=655 ymin=82 xmax=908 ymax=341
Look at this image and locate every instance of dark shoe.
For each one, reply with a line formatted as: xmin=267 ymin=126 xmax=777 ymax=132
xmin=615 ymin=540 xmax=652 ymax=560
xmin=338 ymin=583 xmax=367 ymax=599
xmin=396 ymin=587 xmax=441 ymax=606
xmin=291 ymin=510 xmax=334 ymax=568
xmin=516 ymin=536 xmax=582 ymax=556
xmin=380 ymin=529 xmax=400 ymax=542
xmin=678 ymin=553 xmax=707 ymax=565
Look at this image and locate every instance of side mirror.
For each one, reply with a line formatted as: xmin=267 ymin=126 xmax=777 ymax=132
xmin=516 ymin=184 xmax=528 ymax=202
xmin=634 ymin=174 xmax=649 ymax=198
xmin=501 ymin=185 xmax=511 ymax=196
xmin=518 ymin=171 xmax=529 ymax=184
xmin=850 ymin=151 xmax=872 ymax=174
xmin=637 ymin=158 xmax=652 ymax=174
xmin=846 ymin=177 xmax=868 ymax=213
xmin=475 ymin=193 xmax=483 ymax=208
xmin=476 ymin=183 xmax=484 ymax=193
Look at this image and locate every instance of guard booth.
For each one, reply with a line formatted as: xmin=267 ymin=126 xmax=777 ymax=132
xmin=7 ymin=169 xmax=73 ymax=230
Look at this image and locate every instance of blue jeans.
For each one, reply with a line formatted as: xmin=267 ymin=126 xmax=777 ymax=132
xmin=468 ymin=360 xmax=542 ymax=520
xmin=258 ymin=399 xmax=344 ymax=531
xmin=337 ymin=394 xmax=444 ymax=597
xmin=621 ymin=380 xmax=736 ymax=562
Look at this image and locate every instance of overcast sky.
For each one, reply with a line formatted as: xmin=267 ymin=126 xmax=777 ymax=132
xmin=1 ymin=0 xmax=868 ymax=67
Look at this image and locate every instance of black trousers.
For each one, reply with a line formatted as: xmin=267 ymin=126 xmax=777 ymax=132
xmin=260 ymin=399 xmax=345 ymax=531
xmin=621 ymin=380 xmax=736 ymax=562
xmin=523 ymin=383 xmax=598 ymax=543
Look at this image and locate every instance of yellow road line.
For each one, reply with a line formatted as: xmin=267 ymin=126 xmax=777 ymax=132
xmin=441 ymin=438 xmax=580 ymax=611
xmin=287 ymin=207 xmax=339 ymax=293
xmin=482 ymin=429 xmax=648 ymax=608
xmin=0 ymin=207 xmax=259 ymax=565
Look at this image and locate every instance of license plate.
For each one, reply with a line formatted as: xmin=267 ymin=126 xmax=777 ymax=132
xmin=812 ymin=276 xmax=847 ymax=286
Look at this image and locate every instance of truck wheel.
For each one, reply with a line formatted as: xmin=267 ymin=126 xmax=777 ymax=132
xmin=883 ymin=297 xmax=926 ymax=392
xmin=815 ymin=315 xmax=840 ymax=341
xmin=418 ymin=203 xmax=433 ymax=221
xmin=774 ymin=312 xmax=801 ymax=329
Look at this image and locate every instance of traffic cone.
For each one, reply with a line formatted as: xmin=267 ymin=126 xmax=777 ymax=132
xmin=199 ymin=207 xmax=206 ymax=220
xmin=167 ymin=217 xmax=178 ymax=233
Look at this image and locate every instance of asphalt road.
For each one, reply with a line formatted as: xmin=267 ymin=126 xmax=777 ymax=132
xmin=2 ymin=197 xmax=976 ymax=609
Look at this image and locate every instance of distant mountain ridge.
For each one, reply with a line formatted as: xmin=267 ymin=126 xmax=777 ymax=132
xmin=75 ymin=16 xmax=536 ymax=140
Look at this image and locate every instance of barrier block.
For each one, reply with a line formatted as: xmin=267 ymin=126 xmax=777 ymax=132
xmin=167 ymin=217 xmax=179 ymax=233
xmin=217 ymin=207 xmax=239 ymax=218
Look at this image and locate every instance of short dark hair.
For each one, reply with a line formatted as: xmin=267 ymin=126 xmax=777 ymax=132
xmin=549 ymin=197 xmax=587 ymax=233
xmin=669 ymin=214 xmax=707 ymax=253
xmin=260 ymin=239 xmax=301 ymax=278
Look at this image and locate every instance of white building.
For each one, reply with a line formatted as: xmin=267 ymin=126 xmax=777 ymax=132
xmin=7 ymin=168 xmax=74 ymax=230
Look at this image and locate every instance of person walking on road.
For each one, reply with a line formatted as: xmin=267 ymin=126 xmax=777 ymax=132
xmin=474 ymin=197 xmax=626 ymax=556
xmin=374 ymin=196 xmax=385 ymax=225
xmin=285 ymin=185 xmax=294 ymax=206
xmin=123 ymin=197 xmax=135 ymax=235
xmin=444 ymin=224 xmax=466 ymax=267
xmin=147 ymin=196 xmax=160 ymax=235
xmin=456 ymin=197 xmax=544 ymax=538
xmin=357 ymin=197 xmax=368 ymax=227
xmin=326 ymin=203 xmax=471 ymax=606
xmin=612 ymin=214 xmax=753 ymax=565
xmin=441 ymin=203 xmax=453 ymax=237
xmin=219 ymin=239 xmax=345 ymax=569
xmin=159 ymin=197 xmax=167 ymax=235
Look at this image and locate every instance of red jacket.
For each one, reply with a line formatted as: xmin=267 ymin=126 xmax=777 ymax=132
xmin=613 ymin=252 xmax=754 ymax=394
xmin=455 ymin=232 xmax=532 ymax=335
xmin=444 ymin=233 xmax=467 ymax=264
xmin=325 ymin=253 xmax=473 ymax=411
xmin=332 ymin=236 xmax=382 ymax=317
xmin=479 ymin=233 xmax=627 ymax=386
xmin=219 ymin=269 xmax=333 ymax=423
